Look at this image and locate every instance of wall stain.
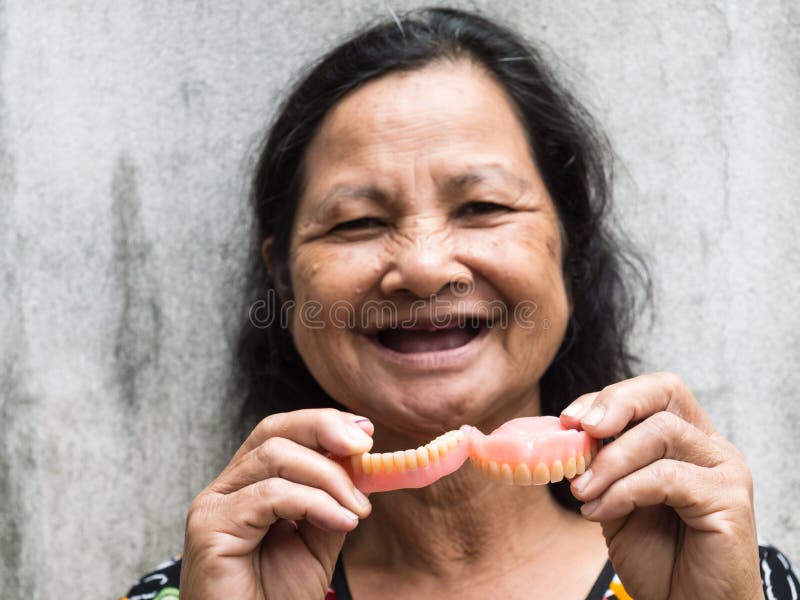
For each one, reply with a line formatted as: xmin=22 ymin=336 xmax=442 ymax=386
xmin=0 ymin=340 xmax=31 ymax=597
xmin=180 ymin=80 xmax=208 ymax=111
xmin=0 ymin=0 xmax=27 ymax=592
xmin=110 ymin=153 xmax=162 ymax=411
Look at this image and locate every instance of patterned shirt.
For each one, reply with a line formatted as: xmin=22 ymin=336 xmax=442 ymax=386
xmin=122 ymin=543 xmax=799 ymax=599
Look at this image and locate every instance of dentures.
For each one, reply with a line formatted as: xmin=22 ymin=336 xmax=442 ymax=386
xmin=338 ymin=416 xmax=599 ymax=493
xmin=468 ymin=417 xmax=597 ymax=485
xmin=345 ymin=430 xmax=470 ymax=493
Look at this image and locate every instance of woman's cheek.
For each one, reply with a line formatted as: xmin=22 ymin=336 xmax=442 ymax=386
xmin=292 ymin=246 xmax=358 ymax=303
xmin=289 ymin=245 xmax=385 ymax=370
xmin=288 ymin=260 xmax=365 ymax=400
xmin=502 ymin=241 xmax=569 ymax=357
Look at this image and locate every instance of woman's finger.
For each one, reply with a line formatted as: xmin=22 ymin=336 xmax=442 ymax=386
xmin=188 ymin=478 xmax=362 ymax=558
xmin=559 ymin=391 xmax=598 ymax=424
xmin=232 ymin=408 xmax=374 ymax=462
xmin=211 ymin=436 xmax=371 ymax=518
xmin=570 ymin=411 xmax=728 ymax=503
xmin=295 ymin=519 xmax=347 ymax=577
xmin=259 ymin=519 xmax=346 ymax=598
xmin=560 ymin=372 xmax=718 ymax=439
xmin=577 ymin=459 xmax=752 ymax=529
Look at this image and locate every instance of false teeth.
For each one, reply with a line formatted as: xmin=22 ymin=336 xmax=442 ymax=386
xmin=338 ymin=419 xmax=598 ymax=493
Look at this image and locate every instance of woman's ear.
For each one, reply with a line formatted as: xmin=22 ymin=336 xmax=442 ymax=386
xmin=262 ymin=237 xmax=292 ymax=303
xmin=261 ymin=237 xmax=274 ymax=270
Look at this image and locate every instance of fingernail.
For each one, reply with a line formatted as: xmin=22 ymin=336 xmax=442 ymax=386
xmin=353 ymin=487 xmax=370 ymax=508
xmin=582 ymin=405 xmax=605 ymax=427
xmin=353 ymin=417 xmax=371 ymax=424
xmin=341 ymin=506 xmax=359 ymax=522
xmin=572 ymin=468 xmax=592 ymax=493
xmin=345 ymin=425 xmax=372 ymax=445
xmin=561 ymin=403 xmax=584 ymax=418
xmin=581 ymin=499 xmax=599 ymax=516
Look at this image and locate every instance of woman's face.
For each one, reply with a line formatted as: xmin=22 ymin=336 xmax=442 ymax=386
xmin=285 ymin=60 xmax=569 ymax=443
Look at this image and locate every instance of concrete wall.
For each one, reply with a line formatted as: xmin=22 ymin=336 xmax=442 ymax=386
xmin=0 ymin=1 xmax=797 ymax=596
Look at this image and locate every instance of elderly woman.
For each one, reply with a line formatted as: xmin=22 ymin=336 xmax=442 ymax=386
xmin=124 ymin=7 xmax=796 ymax=600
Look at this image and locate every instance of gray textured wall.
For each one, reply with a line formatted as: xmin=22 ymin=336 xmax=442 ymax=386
xmin=0 ymin=1 xmax=798 ymax=597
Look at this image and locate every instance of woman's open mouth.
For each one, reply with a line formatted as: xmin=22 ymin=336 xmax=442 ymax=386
xmin=376 ymin=319 xmax=488 ymax=353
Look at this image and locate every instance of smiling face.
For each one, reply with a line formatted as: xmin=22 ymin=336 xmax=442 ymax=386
xmin=284 ymin=59 xmax=569 ymax=446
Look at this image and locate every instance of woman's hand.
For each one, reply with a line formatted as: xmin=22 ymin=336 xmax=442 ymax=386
xmin=560 ymin=372 xmax=764 ymax=600
xmin=180 ymin=409 xmax=374 ymax=600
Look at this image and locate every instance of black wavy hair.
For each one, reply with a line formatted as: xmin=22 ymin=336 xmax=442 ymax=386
xmin=235 ymin=6 xmax=649 ymax=510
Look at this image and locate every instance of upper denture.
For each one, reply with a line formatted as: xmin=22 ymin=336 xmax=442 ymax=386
xmin=468 ymin=417 xmax=597 ymax=485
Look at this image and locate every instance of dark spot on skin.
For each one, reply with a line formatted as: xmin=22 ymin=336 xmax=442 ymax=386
xmin=110 ymin=154 xmax=162 ymax=410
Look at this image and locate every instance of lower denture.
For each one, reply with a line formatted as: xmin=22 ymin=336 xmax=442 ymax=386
xmin=337 ymin=417 xmax=599 ymax=493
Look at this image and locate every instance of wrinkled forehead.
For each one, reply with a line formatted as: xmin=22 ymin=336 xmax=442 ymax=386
xmin=298 ymin=60 xmax=539 ymax=210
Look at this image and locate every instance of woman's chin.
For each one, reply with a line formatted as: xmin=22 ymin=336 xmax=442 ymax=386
xmin=347 ymin=376 xmax=517 ymax=439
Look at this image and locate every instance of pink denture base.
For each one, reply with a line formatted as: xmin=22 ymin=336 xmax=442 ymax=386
xmin=338 ymin=417 xmax=598 ymax=493
xmin=469 ymin=416 xmax=596 ymax=466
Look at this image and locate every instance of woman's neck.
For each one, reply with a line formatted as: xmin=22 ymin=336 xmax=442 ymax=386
xmin=344 ymin=464 xmax=585 ymax=580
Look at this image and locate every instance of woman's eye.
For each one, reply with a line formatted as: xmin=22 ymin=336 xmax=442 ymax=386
xmin=331 ymin=217 xmax=385 ymax=232
xmin=459 ymin=201 xmax=509 ymax=217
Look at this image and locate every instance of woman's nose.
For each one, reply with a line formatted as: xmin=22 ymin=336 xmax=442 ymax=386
xmin=379 ymin=223 xmax=470 ymax=299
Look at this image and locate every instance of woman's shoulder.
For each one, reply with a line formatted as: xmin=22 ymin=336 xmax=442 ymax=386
xmin=120 ymin=554 xmax=181 ymax=600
